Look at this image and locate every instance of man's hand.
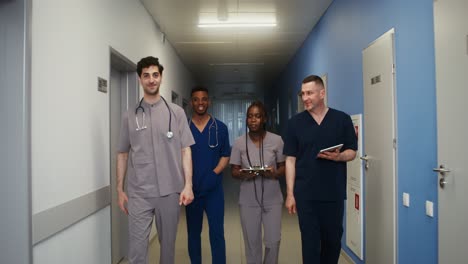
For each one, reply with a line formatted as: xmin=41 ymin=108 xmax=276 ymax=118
xmin=317 ymin=148 xmax=341 ymax=161
xmin=179 ymin=185 xmax=194 ymax=206
xmin=285 ymin=194 xmax=297 ymax=214
xmin=317 ymin=149 xmax=356 ymax=162
xmin=118 ymin=191 xmax=129 ymax=215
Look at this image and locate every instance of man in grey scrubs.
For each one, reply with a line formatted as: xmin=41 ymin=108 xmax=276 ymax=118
xmin=116 ymin=56 xmax=195 ymax=264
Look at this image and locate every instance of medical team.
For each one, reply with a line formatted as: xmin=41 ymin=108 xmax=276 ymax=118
xmin=116 ymin=56 xmax=356 ymax=264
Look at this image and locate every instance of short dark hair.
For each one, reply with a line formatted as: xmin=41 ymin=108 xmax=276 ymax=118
xmin=302 ymin=74 xmax=324 ymax=87
xmin=136 ymin=56 xmax=164 ymax=77
xmin=191 ymin=85 xmax=209 ymax=97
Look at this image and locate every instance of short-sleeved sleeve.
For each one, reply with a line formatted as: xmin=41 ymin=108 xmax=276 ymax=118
xmin=176 ymin=107 xmax=195 ymax=149
xmin=219 ymin=121 xmax=231 ymax=157
xmin=118 ymin=111 xmax=130 ymax=153
xmin=229 ymin=137 xmax=243 ymax=166
xmin=276 ymin=136 xmax=286 ymax=163
xmin=283 ymin=117 xmax=298 ymax=157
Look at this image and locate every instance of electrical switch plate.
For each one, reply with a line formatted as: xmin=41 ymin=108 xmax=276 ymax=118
xmin=403 ymin=192 xmax=410 ymax=207
xmin=426 ymin=201 xmax=434 ymax=217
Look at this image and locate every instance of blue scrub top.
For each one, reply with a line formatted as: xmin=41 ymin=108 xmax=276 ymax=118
xmin=283 ymin=108 xmax=357 ymax=201
xmin=190 ymin=117 xmax=230 ymax=196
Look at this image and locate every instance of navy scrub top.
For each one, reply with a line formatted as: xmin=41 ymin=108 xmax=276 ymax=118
xmin=283 ymin=108 xmax=357 ymax=201
xmin=190 ymin=117 xmax=230 ymax=196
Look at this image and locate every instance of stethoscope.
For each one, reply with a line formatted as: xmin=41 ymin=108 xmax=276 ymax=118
xmin=245 ymin=128 xmax=266 ymax=211
xmin=135 ymin=96 xmax=174 ymax=139
xmin=188 ymin=115 xmax=219 ymax=148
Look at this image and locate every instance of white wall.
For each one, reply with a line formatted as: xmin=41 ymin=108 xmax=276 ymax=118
xmin=33 ymin=207 xmax=111 ymax=264
xmin=31 ymin=0 xmax=194 ymax=262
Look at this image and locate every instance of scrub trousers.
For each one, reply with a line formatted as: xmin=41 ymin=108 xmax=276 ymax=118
xmin=185 ymin=184 xmax=226 ymax=264
xmin=127 ymin=193 xmax=180 ymax=264
xmin=295 ymin=199 xmax=344 ymax=264
xmin=239 ymin=203 xmax=282 ymax=264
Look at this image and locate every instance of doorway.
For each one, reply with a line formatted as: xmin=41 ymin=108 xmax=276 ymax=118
xmin=109 ymin=49 xmax=138 ymax=264
xmin=434 ymin=0 xmax=468 ymax=262
xmin=362 ymin=29 xmax=397 ymax=264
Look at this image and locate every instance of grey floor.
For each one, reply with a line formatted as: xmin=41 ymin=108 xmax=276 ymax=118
xmin=121 ymin=170 xmax=352 ymax=264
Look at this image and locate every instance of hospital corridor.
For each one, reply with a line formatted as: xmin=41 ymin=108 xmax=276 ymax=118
xmin=2 ymin=0 xmax=468 ymax=264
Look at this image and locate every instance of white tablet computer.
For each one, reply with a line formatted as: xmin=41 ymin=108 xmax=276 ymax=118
xmin=319 ymin=143 xmax=343 ymax=153
xmin=240 ymin=166 xmax=271 ymax=173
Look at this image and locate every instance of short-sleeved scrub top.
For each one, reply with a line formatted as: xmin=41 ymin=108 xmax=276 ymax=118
xmin=190 ymin=118 xmax=230 ymax=195
xmin=230 ymin=131 xmax=286 ymax=206
xmin=118 ymin=98 xmax=195 ymax=198
xmin=283 ymin=108 xmax=358 ymax=201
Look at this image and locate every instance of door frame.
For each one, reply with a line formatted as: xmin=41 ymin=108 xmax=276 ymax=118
xmin=362 ymin=28 xmax=398 ymax=264
xmin=109 ymin=48 xmax=138 ymax=264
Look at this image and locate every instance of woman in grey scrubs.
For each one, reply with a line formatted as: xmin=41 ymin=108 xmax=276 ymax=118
xmin=230 ymin=101 xmax=286 ymax=264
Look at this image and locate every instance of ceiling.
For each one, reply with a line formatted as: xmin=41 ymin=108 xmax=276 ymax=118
xmin=141 ymin=0 xmax=333 ymax=99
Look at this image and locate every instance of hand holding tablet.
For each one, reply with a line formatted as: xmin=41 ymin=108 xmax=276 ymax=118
xmin=319 ymin=143 xmax=343 ymax=153
xmin=240 ymin=166 xmax=272 ymax=173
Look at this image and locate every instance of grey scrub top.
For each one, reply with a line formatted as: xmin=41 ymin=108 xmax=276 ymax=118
xmin=230 ymin=131 xmax=286 ymax=206
xmin=118 ymin=98 xmax=195 ymax=198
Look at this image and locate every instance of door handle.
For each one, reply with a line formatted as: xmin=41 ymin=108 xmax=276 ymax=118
xmin=360 ymin=155 xmax=369 ymax=170
xmin=433 ymin=165 xmax=451 ymax=176
xmin=433 ymin=165 xmax=451 ymax=189
xmin=360 ymin=155 xmax=369 ymax=161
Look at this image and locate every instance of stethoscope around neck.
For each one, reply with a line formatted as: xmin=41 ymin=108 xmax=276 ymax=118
xmin=245 ymin=128 xmax=267 ymax=211
xmin=135 ymin=96 xmax=174 ymax=139
xmin=188 ymin=115 xmax=218 ymax=148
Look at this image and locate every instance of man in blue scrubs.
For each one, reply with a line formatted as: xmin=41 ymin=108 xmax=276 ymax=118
xmin=186 ymin=86 xmax=230 ymax=264
xmin=283 ymin=75 xmax=357 ymax=264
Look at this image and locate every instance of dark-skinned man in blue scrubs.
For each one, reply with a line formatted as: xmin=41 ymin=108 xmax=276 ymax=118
xmin=186 ymin=86 xmax=230 ymax=264
xmin=284 ymin=75 xmax=357 ymax=264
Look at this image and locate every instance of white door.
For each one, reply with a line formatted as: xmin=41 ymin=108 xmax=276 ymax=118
xmin=362 ymin=29 xmax=396 ymax=264
xmin=434 ymin=1 xmax=468 ymax=263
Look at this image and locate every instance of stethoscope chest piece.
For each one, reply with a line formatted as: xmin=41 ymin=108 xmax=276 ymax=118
xmin=135 ymin=97 xmax=173 ymax=138
xmin=166 ymin=131 xmax=174 ymax=139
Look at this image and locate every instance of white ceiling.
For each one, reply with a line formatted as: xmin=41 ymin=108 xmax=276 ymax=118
xmin=141 ymin=0 xmax=333 ymax=98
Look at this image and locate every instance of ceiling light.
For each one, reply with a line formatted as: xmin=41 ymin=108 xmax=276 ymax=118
xmin=198 ymin=12 xmax=277 ymax=28
xmin=209 ymin=62 xmax=264 ymax=66
xmin=198 ymin=23 xmax=276 ymax=28
xmin=176 ymin=41 xmax=233 ymax=44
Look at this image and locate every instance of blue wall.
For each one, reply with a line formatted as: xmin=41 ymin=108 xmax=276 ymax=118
xmin=268 ymin=0 xmax=438 ymax=263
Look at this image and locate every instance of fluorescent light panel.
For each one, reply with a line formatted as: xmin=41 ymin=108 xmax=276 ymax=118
xmin=176 ymin=41 xmax=233 ymax=44
xmin=199 ymin=23 xmax=276 ymax=28
xmin=198 ymin=12 xmax=277 ymax=28
xmin=209 ymin=62 xmax=264 ymax=66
